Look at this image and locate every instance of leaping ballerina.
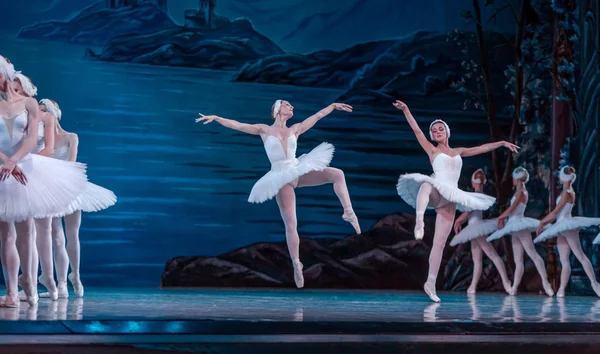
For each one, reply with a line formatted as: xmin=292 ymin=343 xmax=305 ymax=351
xmin=393 ymin=100 xmax=519 ymax=302
xmin=195 ymin=100 xmax=361 ymax=288
xmin=534 ymin=166 xmax=600 ymax=297
xmin=450 ymin=169 xmax=512 ymax=295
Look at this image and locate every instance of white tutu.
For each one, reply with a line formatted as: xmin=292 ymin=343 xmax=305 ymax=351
xmin=534 ymin=217 xmax=600 ymax=243
xmin=450 ymin=218 xmax=498 ymax=246
xmin=397 ymin=173 xmax=496 ymax=212
xmin=0 ymin=154 xmax=88 ymax=222
xmin=58 ymin=182 xmax=117 ymax=216
xmin=486 ymin=217 xmax=539 ymax=242
xmin=248 ymin=142 xmax=334 ymax=203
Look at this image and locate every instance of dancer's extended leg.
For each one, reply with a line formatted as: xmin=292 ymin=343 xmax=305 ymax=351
xmin=297 ymin=168 xmax=360 ymax=234
xmin=413 ymin=183 xmax=443 ymax=240
xmin=511 ymin=234 xmax=525 ymax=294
xmin=556 ymin=236 xmax=571 ymax=297
xmin=563 ymin=230 xmax=600 ymax=296
xmin=34 ymin=217 xmax=58 ymax=300
xmin=476 ymin=237 xmax=512 ymax=294
xmin=276 ymin=184 xmax=303 ymax=288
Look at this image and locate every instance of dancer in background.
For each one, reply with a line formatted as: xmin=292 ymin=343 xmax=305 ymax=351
xmin=0 ymin=55 xmax=88 ymax=307
xmin=12 ymin=72 xmax=60 ymax=301
xmin=393 ymin=100 xmax=518 ymax=302
xmin=195 ymin=100 xmax=360 ymax=288
xmin=450 ymin=169 xmax=512 ymax=295
xmin=534 ymin=166 xmax=600 ymax=297
xmin=487 ymin=167 xmax=554 ymax=296
xmin=37 ymin=98 xmax=117 ymax=299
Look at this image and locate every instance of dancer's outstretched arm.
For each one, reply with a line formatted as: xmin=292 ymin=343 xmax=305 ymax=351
xmin=393 ymin=100 xmax=436 ymax=158
xmin=496 ymin=190 xmax=526 ymax=229
xmin=536 ymin=191 xmax=573 ymax=235
xmin=454 ymin=211 xmax=471 ymax=233
xmin=196 ymin=114 xmax=269 ymax=135
xmin=293 ymin=103 xmax=352 ymax=135
xmin=456 ymin=141 xmax=520 ymax=157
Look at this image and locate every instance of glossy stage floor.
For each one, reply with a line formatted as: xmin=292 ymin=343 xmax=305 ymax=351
xmin=2 ymin=288 xmax=600 ymax=353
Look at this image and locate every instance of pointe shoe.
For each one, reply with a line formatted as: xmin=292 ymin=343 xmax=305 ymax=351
xmin=592 ymin=283 xmax=600 ymax=298
xmin=1 ymin=294 xmax=19 ymax=308
xmin=20 ymin=277 xmax=39 ymax=306
xmin=543 ymin=282 xmax=554 ymax=297
xmin=414 ymin=217 xmax=424 ymax=240
xmin=502 ymin=280 xmax=513 ymax=295
xmin=39 ymin=275 xmax=58 ymax=301
xmin=556 ymin=288 xmax=566 ymax=298
xmin=68 ymin=274 xmax=85 ymax=298
xmin=18 ymin=290 xmax=27 ymax=301
xmin=342 ymin=210 xmax=361 ymax=234
xmin=424 ymin=281 xmax=440 ymax=303
xmin=467 ymin=284 xmax=477 ymax=294
xmin=41 ymin=282 xmax=68 ymax=299
xmin=291 ymin=260 xmax=304 ymax=289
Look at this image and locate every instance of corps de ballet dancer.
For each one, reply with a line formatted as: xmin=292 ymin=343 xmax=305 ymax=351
xmin=195 ymin=100 xmax=361 ymax=288
xmin=486 ymin=167 xmax=554 ymax=296
xmin=450 ymin=169 xmax=512 ymax=294
xmin=10 ymin=72 xmax=61 ymax=302
xmin=393 ymin=100 xmax=519 ymax=302
xmin=36 ymin=98 xmax=117 ymax=299
xmin=534 ymin=166 xmax=600 ymax=297
xmin=0 ymin=55 xmax=88 ymax=307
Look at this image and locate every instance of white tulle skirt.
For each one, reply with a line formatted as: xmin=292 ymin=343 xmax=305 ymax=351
xmin=534 ymin=217 xmax=600 ymax=243
xmin=0 ymin=154 xmax=88 ymax=222
xmin=396 ymin=173 xmax=496 ymax=212
xmin=248 ymin=143 xmax=334 ymax=203
xmin=450 ymin=219 xmax=498 ymax=246
xmin=486 ymin=216 xmax=539 ymax=242
xmin=58 ymin=182 xmax=117 ymax=216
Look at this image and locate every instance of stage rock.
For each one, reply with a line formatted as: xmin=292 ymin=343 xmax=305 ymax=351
xmin=17 ymin=2 xmax=176 ymax=46
xmin=85 ymin=19 xmax=284 ymax=70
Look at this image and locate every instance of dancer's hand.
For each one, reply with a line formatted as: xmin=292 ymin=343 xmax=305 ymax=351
xmin=393 ymin=100 xmax=408 ymax=112
xmin=196 ymin=113 xmax=218 ymax=124
xmin=11 ymin=166 xmax=27 ymax=185
xmin=0 ymin=159 xmax=16 ymax=182
xmin=501 ymin=141 xmax=520 ymax=154
xmin=497 ymin=217 xmax=506 ymax=229
xmin=453 ymin=220 xmax=463 ymax=234
xmin=536 ymin=222 xmax=546 ymax=236
xmin=331 ymin=103 xmax=353 ymax=112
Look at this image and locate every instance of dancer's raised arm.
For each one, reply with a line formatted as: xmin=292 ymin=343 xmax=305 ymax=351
xmin=393 ymin=100 xmax=435 ymax=157
xmin=196 ymin=114 xmax=268 ymax=136
xmin=536 ymin=191 xmax=574 ymax=235
xmin=294 ymin=103 xmax=352 ymax=135
xmin=456 ymin=141 xmax=520 ymax=157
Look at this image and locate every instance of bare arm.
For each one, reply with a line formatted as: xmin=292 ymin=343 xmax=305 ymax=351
xmin=393 ymin=101 xmax=436 ymax=157
xmin=497 ymin=190 xmax=526 ymax=229
xmin=454 ymin=211 xmax=471 ymax=234
xmin=293 ymin=103 xmax=352 ymax=136
xmin=196 ymin=114 xmax=268 ymax=136
xmin=67 ymin=133 xmax=79 ymax=162
xmin=38 ymin=112 xmax=56 ymax=157
xmin=456 ymin=141 xmax=520 ymax=157
xmin=9 ymin=97 xmax=40 ymax=162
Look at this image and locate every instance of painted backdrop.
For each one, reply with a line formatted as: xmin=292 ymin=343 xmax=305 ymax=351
xmin=0 ymin=0 xmax=589 ymax=291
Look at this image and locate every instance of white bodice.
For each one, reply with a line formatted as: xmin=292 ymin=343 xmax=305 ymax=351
xmin=509 ymin=192 xmax=527 ymax=217
xmin=431 ymin=153 xmax=462 ymax=186
xmin=0 ymin=110 xmax=29 ymax=157
xmin=33 ymin=121 xmax=45 ymax=154
xmin=468 ymin=210 xmax=483 ymax=224
xmin=264 ymin=135 xmax=299 ymax=171
xmin=556 ymin=195 xmax=574 ymax=221
xmin=51 ymin=143 xmax=69 ymax=161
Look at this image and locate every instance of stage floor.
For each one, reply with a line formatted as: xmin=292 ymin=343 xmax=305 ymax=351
xmin=2 ymin=288 xmax=600 ymax=353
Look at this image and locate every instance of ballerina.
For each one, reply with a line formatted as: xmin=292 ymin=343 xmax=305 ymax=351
xmin=393 ymin=100 xmax=518 ymax=302
xmin=486 ymin=167 xmax=554 ymax=296
xmin=534 ymin=166 xmax=600 ymax=297
xmin=11 ymin=72 xmax=61 ymax=302
xmin=37 ymin=98 xmax=117 ymax=299
xmin=195 ymin=100 xmax=361 ymax=288
xmin=450 ymin=169 xmax=512 ymax=295
xmin=0 ymin=55 xmax=88 ymax=307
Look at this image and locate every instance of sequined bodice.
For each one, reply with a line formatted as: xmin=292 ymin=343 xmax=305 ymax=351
xmin=431 ymin=153 xmax=462 ymax=186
